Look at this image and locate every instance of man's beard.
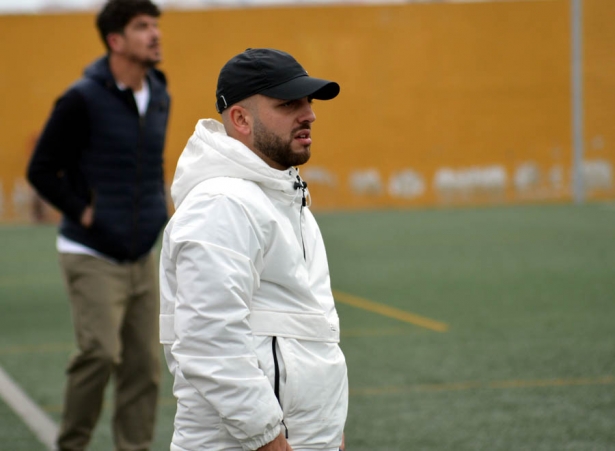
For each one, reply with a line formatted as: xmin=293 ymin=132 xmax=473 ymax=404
xmin=128 ymin=46 xmax=161 ymax=68
xmin=130 ymin=55 xmax=159 ymax=68
xmin=143 ymin=58 xmax=159 ymax=68
xmin=253 ymin=117 xmax=311 ymax=168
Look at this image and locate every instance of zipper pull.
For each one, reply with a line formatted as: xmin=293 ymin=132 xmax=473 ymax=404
xmin=295 ymin=176 xmax=307 ymax=207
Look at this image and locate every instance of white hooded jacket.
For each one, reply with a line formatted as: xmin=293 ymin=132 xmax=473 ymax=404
xmin=160 ymin=119 xmax=348 ymax=451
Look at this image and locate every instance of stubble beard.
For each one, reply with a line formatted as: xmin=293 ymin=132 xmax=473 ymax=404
xmin=143 ymin=58 xmax=159 ymax=68
xmin=127 ymin=42 xmax=161 ymax=69
xmin=131 ymin=53 xmax=160 ymax=69
xmin=253 ymin=117 xmax=311 ymax=169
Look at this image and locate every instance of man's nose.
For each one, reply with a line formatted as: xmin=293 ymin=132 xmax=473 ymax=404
xmin=299 ymin=102 xmax=316 ymax=123
xmin=151 ymin=24 xmax=161 ymax=39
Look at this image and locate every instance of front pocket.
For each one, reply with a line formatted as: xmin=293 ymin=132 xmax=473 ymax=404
xmin=275 ymin=337 xmax=348 ymax=424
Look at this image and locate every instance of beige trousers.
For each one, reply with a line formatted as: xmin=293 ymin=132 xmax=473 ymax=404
xmin=57 ymin=252 xmax=161 ymax=451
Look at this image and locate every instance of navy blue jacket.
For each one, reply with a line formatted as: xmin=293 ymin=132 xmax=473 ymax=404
xmin=27 ymin=57 xmax=171 ymax=262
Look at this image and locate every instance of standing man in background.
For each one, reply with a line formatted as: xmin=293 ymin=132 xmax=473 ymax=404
xmin=26 ymin=0 xmax=170 ymax=449
xmin=160 ymin=48 xmax=347 ymax=451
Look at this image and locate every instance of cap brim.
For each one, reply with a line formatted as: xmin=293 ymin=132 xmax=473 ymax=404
xmin=260 ymin=75 xmax=340 ymax=101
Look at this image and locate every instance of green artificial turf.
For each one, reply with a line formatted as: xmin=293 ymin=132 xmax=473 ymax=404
xmin=1 ymin=202 xmax=614 ymax=450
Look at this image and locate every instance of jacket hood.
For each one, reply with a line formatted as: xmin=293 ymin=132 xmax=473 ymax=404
xmin=83 ymin=56 xmax=168 ymax=88
xmin=171 ymin=119 xmax=305 ymax=209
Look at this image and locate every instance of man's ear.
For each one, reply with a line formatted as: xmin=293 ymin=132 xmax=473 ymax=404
xmin=227 ymin=105 xmax=252 ymax=137
xmin=106 ymin=32 xmax=124 ymax=53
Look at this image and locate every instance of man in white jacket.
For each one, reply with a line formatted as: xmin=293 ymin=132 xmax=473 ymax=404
xmin=160 ymin=48 xmax=348 ymax=451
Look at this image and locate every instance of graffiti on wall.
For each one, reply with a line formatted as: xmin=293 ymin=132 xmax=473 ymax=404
xmin=301 ymin=159 xmax=613 ymax=208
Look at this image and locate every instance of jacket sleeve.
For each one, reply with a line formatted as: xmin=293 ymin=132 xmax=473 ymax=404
xmin=168 ymin=193 xmax=283 ymax=451
xmin=26 ymin=88 xmax=90 ymax=223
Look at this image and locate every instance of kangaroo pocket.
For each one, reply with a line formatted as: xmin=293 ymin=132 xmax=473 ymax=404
xmin=275 ymin=337 xmax=348 ymax=448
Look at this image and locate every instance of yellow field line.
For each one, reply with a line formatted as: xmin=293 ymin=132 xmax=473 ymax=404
xmin=341 ymin=327 xmax=412 ymax=338
xmin=349 ymin=376 xmax=615 ymax=396
xmin=487 ymin=376 xmax=615 ymax=389
xmin=332 ymin=290 xmax=449 ymax=332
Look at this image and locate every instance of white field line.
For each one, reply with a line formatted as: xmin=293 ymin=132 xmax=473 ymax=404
xmin=0 ymin=365 xmax=58 ymax=450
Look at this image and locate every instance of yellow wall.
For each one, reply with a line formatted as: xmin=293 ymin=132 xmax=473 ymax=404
xmin=584 ymin=0 xmax=615 ymax=200
xmin=1 ymin=0 xmax=613 ymax=222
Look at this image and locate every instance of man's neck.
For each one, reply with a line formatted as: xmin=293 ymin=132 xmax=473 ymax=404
xmin=108 ymin=53 xmax=148 ymax=91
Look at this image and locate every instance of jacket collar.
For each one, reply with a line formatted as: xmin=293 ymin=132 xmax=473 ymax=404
xmin=83 ymin=55 xmax=168 ymax=104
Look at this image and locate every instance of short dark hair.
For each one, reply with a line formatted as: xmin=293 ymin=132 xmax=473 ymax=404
xmin=96 ymin=0 xmax=161 ymax=51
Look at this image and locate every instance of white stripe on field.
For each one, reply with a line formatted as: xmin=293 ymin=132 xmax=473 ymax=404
xmin=0 ymin=365 xmax=58 ymax=450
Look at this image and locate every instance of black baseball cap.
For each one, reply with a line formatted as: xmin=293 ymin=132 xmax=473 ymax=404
xmin=215 ymin=48 xmax=340 ymax=113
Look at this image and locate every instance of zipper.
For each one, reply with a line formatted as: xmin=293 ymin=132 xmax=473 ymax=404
xmin=271 ymin=336 xmax=289 ymax=439
xmin=295 ymin=175 xmax=307 ymax=261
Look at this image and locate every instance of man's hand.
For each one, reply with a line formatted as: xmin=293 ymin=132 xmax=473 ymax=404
xmin=256 ymin=432 xmax=292 ymax=451
xmin=80 ymin=206 xmax=93 ymax=228
xmin=340 ymin=432 xmax=346 ymax=451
